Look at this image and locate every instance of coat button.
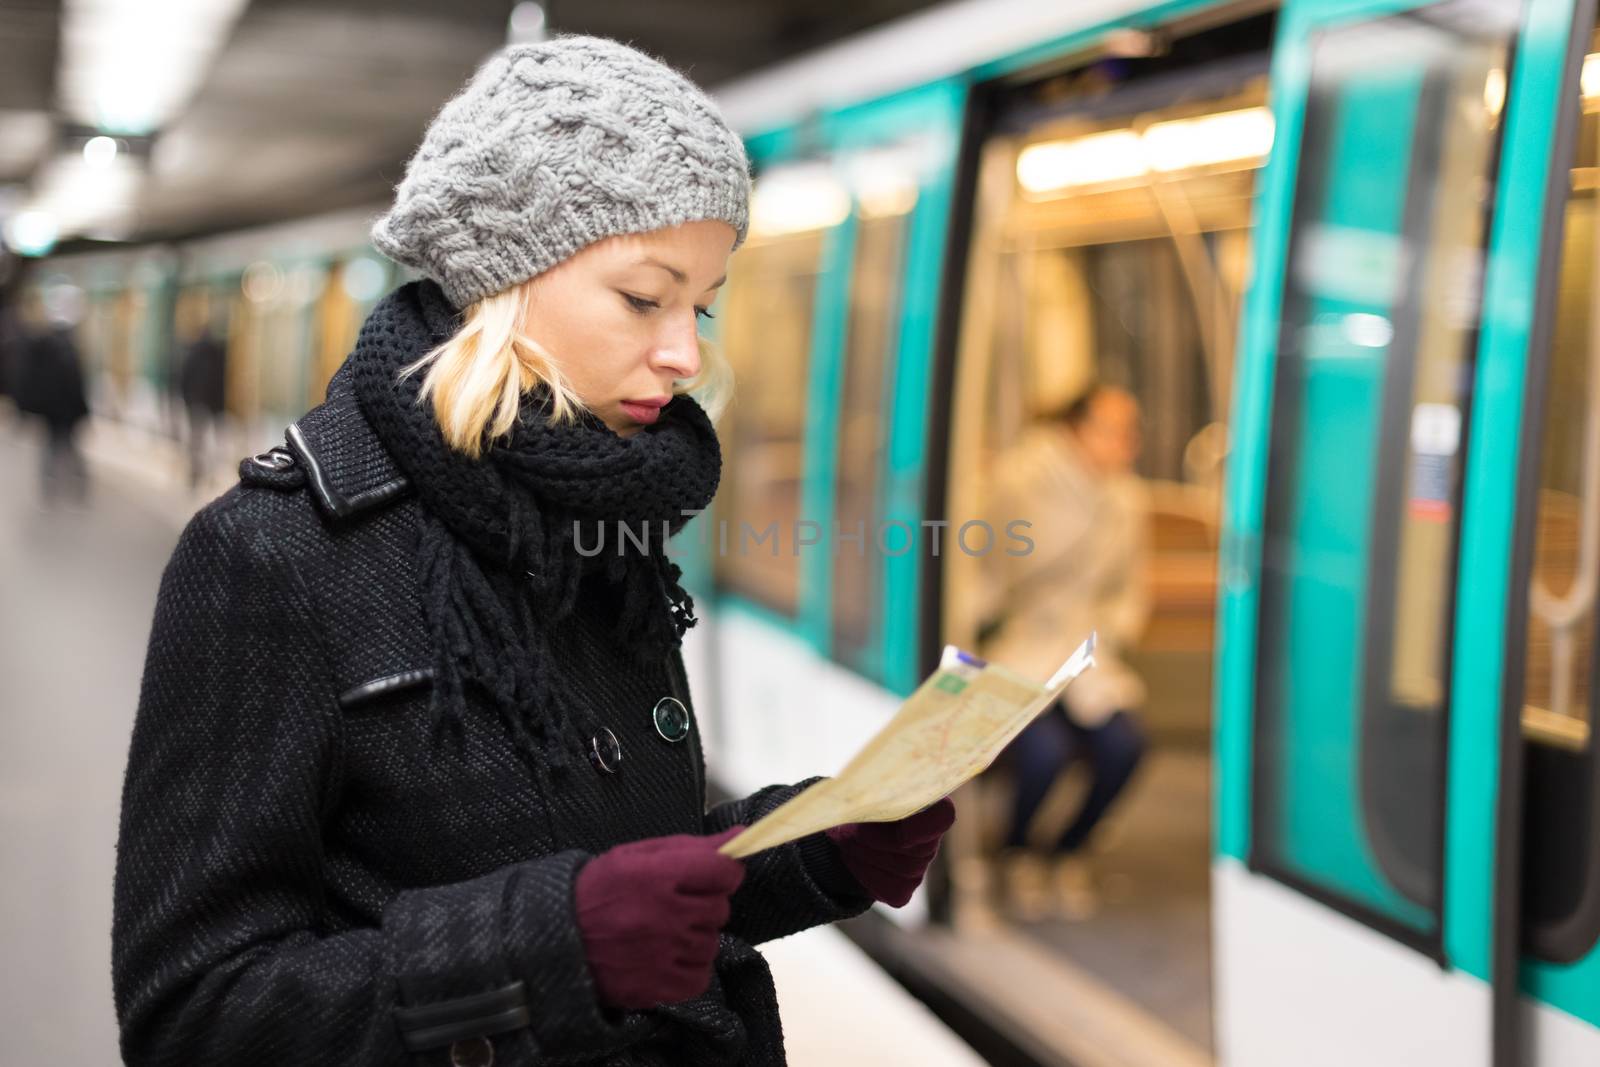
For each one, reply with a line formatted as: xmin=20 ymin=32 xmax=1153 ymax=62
xmin=249 ymin=447 xmax=294 ymax=471
xmin=653 ymin=697 xmax=690 ymax=742
xmin=449 ymin=1037 xmax=493 ymax=1067
xmin=589 ymin=727 xmax=622 ymax=773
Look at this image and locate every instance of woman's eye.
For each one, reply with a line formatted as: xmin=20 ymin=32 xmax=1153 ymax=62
xmin=622 ymin=293 xmax=659 ymax=313
xmin=695 ymin=307 xmax=715 ymax=321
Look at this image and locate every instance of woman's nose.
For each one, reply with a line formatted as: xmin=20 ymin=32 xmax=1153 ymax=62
xmin=650 ymin=312 xmax=702 ymax=379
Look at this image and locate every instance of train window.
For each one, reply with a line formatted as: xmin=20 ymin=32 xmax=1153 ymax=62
xmin=312 ymin=263 xmax=351 ymax=403
xmin=105 ymin=288 xmax=141 ymax=410
xmin=1252 ymin=4 xmax=1512 ymax=945
xmin=307 ymin=256 xmax=391 ymax=406
xmin=831 ymin=203 xmax=912 ymax=673
xmin=1516 ymin=29 xmax=1600 ymax=964
xmin=240 ymin=262 xmax=312 ymax=427
xmin=713 ymin=170 xmax=833 ymax=616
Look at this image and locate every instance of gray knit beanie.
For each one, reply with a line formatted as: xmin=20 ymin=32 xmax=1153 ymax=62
xmin=372 ymin=35 xmax=751 ymax=310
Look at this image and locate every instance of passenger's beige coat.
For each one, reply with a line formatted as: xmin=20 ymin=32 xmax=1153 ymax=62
xmin=976 ymin=424 xmax=1149 ymax=725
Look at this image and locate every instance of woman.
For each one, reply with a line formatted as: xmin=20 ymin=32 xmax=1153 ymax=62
xmin=111 ymin=36 xmax=954 ymax=1067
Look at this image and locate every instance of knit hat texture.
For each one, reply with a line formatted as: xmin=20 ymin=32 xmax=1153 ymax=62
xmin=372 ymin=34 xmax=751 ymax=309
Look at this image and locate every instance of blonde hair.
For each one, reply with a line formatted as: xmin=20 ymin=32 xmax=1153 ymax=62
xmin=401 ymin=277 xmax=734 ymax=458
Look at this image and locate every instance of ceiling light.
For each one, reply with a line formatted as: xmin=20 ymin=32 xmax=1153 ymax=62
xmin=83 ymin=136 xmax=119 ymax=168
xmin=24 ymin=152 xmax=143 ymax=242
xmin=1142 ymin=107 xmax=1274 ymax=172
xmin=5 ymin=210 xmax=59 ymax=257
xmin=1017 ymin=106 xmax=1274 ymax=196
xmin=1017 ymin=128 xmax=1146 ymax=194
xmin=58 ymin=0 xmax=249 ymax=135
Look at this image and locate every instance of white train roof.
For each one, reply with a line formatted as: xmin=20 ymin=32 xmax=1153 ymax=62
xmin=712 ymin=0 xmax=1159 ymax=133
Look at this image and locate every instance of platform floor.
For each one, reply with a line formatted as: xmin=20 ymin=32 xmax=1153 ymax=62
xmin=1018 ymin=750 xmax=1213 ymax=1051
xmin=0 ymin=411 xmax=985 ymax=1066
xmin=924 ymin=744 xmax=1215 ymax=1067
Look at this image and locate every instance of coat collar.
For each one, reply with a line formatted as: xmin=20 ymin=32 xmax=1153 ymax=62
xmin=284 ymin=360 xmax=412 ymax=521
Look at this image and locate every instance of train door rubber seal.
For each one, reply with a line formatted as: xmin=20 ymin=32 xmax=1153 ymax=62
xmin=1493 ymin=2 xmax=1598 ymax=1065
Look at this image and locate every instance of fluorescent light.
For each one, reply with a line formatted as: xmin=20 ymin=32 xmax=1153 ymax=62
xmin=1584 ymin=53 xmax=1600 ymax=99
xmin=24 ymin=152 xmax=143 ymax=240
xmin=750 ymin=164 xmax=851 ymax=238
xmin=1017 ymin=128 xmax=1145 ymax=194
xmin=1142 ymin=107 xmax=1275 ymax=172
xmin=1484 ymin=68 xmax=1507 ymax=118
xmin=845 ymin=146 xmax=921 ymax=218
xmin=1017 ymin=106 xmax=1275 ymax=196
xmin=35 ymin=0 xmax=246 ymax=243
xmin=5 ymin=210 xmax=59 ymax=256
xmin=83 ymin=136 xmax=119 ymax=168
xmin=58 ymin=0 xmax=249 ymax=135
xmin=1342 ymin=312 xmax=1394 ymax=348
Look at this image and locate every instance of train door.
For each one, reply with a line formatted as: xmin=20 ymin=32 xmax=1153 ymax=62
xmin=1507 ymin=17 xmax=1600 ymax=1063
xmin=937 ymin=9 xmax=1276 ymax=1060
xmin=1214 ymin=0 xmax=1589 ymax=1064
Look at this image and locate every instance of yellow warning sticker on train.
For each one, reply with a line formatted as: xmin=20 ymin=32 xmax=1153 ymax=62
xmin=719 ymin=633 xmax=1097 ymax=859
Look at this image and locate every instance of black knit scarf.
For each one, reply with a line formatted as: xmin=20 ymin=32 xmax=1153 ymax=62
xmin=349 ymin=280 xmax=722 ymax=773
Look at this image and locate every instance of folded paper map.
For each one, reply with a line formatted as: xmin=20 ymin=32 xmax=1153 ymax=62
xmin=719 ymin=632 xmax=1097 ymax=859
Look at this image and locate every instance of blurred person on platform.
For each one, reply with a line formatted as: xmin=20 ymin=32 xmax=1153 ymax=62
xmin=178 ymin=323 xmax=228 ymax=489
xmin=0 ymin=293 xmax=24 ymax=406
xmin=111 ymin=36 xmax=954 ymax=1067
xmin=15 ymin=293 xmax=91 ymax=507
xmin=978 ymin=383 xmax=1150 ymax=920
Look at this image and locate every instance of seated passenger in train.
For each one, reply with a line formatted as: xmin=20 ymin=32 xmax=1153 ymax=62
xmin=979 ymin=384 xmax=1150 ymax=919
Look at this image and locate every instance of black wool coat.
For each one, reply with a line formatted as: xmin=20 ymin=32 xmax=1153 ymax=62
xmin=111 ymin=363 xmax=874 ymax=1067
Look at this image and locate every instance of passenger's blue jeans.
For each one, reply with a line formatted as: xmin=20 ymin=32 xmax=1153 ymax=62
xmin=1004 ymin=702 xmax=1146 ymax=854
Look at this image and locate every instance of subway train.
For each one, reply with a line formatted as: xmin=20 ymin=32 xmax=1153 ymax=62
xmin=15 ymin=0 xmax=1600 ymax=1064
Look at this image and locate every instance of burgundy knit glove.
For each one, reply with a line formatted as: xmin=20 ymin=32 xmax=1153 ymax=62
xmin=574 ymin=827 xmax=746 ymax=1012
xmin=824 ymin=797 xmax=957 ymax=907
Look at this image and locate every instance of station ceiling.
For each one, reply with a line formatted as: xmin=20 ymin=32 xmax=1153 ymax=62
xmin=0 ymin=0 xmax=942 ymax=247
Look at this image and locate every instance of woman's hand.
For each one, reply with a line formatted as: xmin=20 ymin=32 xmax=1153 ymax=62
xmin=574 ymin=827 xmax=746 ymax=1011
xmin=824 ymin=797 xmax=957 ymax=907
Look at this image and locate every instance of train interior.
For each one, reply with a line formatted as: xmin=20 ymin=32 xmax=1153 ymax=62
xmin=934 ymin=15 xmax=1273 ymax=1058
xmin=1521 ymin=25 xmax=1600 ymax=977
